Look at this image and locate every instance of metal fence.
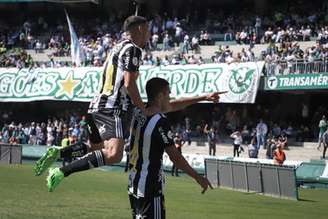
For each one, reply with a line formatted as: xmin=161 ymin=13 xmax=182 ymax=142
xmin=205 ymin=159 xmax=298 ymax=200
xmin=265 ymin=59 xmax=328 ymax=75
xmin=0 ymin=144 xmax=22 ymax=164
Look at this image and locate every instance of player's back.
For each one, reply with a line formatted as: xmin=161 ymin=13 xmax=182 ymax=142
xmin=128 ymin=111 xmax=173 ymax=198
xmin=88 ymin=39 xmax=142 ymax=113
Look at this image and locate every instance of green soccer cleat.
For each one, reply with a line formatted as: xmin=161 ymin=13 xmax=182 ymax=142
xmin=47 ymin=167 xmax=64 ymax=192
xmin=34 ymin=146 xmax=60 ymax=176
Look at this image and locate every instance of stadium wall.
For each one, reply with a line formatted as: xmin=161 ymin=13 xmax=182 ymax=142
xmin=205 ymin=158 xmax=299 ymax=200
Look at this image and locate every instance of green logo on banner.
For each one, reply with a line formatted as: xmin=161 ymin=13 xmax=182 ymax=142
xmin=229 ymin=67 xmax=254 ymax=94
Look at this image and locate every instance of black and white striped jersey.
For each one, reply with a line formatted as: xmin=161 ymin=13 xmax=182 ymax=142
xmin=88 ymin=39 xmax=142 ymax=113
xmin=128 ymin=110 xmax=174 ymax=198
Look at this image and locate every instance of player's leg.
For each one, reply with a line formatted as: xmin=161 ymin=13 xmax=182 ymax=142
xmin=150 ymin=195 xmax=165 ymax=219
xmin=95 ymin=109 xmax=131 ymax=164
xmin=47 ymin=110 xmax=131 ymax=192
xmin=129 ymin=194 xmax=137 ymax=219
xmin=34 ymin=114 xmax=101 ymax=176
xmin=129 ymin=195 xmax=165 ymax=219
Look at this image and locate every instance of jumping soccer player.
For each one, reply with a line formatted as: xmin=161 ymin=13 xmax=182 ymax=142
xmin=34 ymin=15 xmax=151 ymax=188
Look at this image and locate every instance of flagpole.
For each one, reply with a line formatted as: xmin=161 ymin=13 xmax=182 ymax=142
xmin=135 ymin=3 xmax=139 ymax=16
xmin=65 ymin=9 xmax=84 ymax=67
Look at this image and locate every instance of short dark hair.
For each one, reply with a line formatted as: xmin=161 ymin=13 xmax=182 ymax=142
xmin=123 ymin=15 xmax=147 ymax=32
xmin=146 ymin=77 xmax=169 ymax=102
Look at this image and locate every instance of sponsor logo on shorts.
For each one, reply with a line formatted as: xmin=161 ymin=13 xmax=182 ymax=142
xmin=99 ymin=124 xmax=106 ymax=134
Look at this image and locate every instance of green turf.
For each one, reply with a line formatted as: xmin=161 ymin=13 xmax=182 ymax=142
xmin=0 ymin=164 xmax=327 ymax=219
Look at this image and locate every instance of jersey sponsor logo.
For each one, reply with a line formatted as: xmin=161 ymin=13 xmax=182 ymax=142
xmin=167 ymin=130 xmax=173 ymax=139
xmin=133 ymin=108 xmax=147 ymax=127
xmin=158 ymin=126 xmax=169 ymax=144
xmin=132 ymin=57 xmax=139 ymax=66
xmin=98 ymin=124 xmax=106 ymax=134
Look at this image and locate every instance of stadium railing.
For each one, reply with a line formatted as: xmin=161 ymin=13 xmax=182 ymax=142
xmin=265 ymin=59 xmax=328 ymax=75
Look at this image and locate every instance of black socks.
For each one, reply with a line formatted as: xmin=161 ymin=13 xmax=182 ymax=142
xmin=60 ymin=142 xmax=88 ymax=159
xmin=60 ymin=150 xmax=105 ymax=177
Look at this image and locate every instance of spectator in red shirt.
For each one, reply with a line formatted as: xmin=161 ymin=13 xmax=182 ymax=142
xmin=273 ymin=143 xmax=286 ymax=165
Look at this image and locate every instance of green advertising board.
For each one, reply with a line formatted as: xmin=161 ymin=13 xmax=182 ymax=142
xmin=265 ymin=73 xmax=328 ymax=90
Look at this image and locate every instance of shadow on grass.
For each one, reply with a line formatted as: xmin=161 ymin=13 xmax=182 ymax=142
xmin=242 ymin=192 xmax=260 ymax=195
xmin=298 ymin=198 xmax=317 ymax=202
xmin=241 ymin=192 xmax=317 ymax=202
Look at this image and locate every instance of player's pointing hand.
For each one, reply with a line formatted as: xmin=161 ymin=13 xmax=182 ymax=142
xmin=205 ymin=91 xmax=228 ymax=103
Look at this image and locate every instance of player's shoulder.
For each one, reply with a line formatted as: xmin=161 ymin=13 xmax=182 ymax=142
xmin=145 ymin=113 xmax=167 ymax=125
xmin=156 ymin=113 xmax=169 ymax=125
xmin=117 ymin=39 xmax=142 ymax=52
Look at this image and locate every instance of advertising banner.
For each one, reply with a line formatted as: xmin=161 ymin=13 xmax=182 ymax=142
xmin=0 ymin=62 xmax=264 ymax=103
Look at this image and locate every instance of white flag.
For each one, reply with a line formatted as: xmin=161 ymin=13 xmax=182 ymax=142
xmin=65 ymin=10 xmax=85 ymax=66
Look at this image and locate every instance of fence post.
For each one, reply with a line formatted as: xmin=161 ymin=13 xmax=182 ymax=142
xmin=276 ymin=167 xmax=281 ymax=197
xmin=9 ymin=146 xmax=12 ymax=164
xmin=204 ymin=159 xmax=208 ymax=178
xmin=230 ymin=161 xmax=234 ymax=189
xmin=259 ymin=163 xmax=263 ymax=193
xmin=217 ymin=159 xmax=220 ymax=187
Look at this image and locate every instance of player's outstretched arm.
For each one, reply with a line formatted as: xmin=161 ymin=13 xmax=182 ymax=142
xmin=164 ymin=91 xmax=227 ymax=113
xmin=165 ymin=146 xmax=213 ymax=194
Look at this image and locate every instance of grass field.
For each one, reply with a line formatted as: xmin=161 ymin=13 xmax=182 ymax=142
xmin=0 ymin=164 xmax=327 ymax=219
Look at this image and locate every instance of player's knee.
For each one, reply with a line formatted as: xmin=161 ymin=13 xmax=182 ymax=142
xmin=109 ymin=147 xmax=123 ymax=162
xmin=103 ymin=150 xmax=123 ymax=163
xmin=102 ymin=143 xmax=124 ymax=164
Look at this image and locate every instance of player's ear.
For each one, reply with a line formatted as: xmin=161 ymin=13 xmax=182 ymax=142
xmin=157 ymin=92 xmax=163 ymax=99
xmin=159 ymin=90 xmax=167 ymax=100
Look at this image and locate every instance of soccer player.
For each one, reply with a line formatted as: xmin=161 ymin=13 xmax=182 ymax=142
xmin=128 ymin=77 xmax=221 ymax=218
xmin=34 ymin=16 xmax=152 ymax=190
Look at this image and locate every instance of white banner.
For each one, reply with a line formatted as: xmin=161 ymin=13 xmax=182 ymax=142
xmin=0 ymin=62 xmax=264 ymax=103
xmin=138 ymin=62 xmax=264 ymax=103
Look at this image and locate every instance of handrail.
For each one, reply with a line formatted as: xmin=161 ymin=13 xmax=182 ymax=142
xmin=264 ymin=59 xmax=328 ymax=75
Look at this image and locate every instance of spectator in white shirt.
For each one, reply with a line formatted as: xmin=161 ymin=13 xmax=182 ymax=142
xmin=264 ymin=27 xmax=274 ymax=42
xmin=230 ymin=131 xmax=243 ymax=157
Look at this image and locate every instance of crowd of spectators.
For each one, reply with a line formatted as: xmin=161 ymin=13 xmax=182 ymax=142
xmin=0 ymin=102 xmax=326 ymax=149
xmin=0 ymin=48 xmax=33 ymax=68
xmin=169 ymin=103 xmax=327 ymax=147
xmin=0 ymin=114 xmax=88 ymax=146
xmin=1 ymin=7 xmax=328 ymax=68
